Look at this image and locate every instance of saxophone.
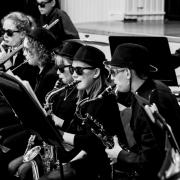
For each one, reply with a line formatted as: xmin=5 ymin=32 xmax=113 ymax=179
xmin=74 ymin=85 xmax=124 ymax=149
xmin=82 ymin=113 xmax=130 ymax=150
xmin=23 ymin=136 xmax=60 ymax=179
xmin=44 ymin=80 xmax=80 ymax=114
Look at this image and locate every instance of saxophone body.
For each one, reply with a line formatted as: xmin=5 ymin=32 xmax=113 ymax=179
xmin=44 ymin=80 xmax=80 ymax=114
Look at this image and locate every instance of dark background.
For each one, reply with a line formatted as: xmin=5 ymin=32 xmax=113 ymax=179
xmin=0 ymin=0 xmax=61 ymax=23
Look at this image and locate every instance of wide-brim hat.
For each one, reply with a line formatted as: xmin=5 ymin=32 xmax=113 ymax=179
xmin=28 ymin=27 xmax=57 ymax=50
xmin=104 ymin=43 xmax=157 ymax=73
xmin=55 ymin=40 xmax=83 ymax=60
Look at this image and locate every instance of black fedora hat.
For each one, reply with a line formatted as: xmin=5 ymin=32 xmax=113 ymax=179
xmin=28 ymin=27 xmax=57 ymax=50
xmin=104 ymin=43 xmax=157 ymax=73
xmin=55 ymin=40 xmax=83 ymax=60
xmin=73 ymin=45 xmax=107 ymax=68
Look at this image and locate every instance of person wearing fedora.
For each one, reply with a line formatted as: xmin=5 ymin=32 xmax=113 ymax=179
xmin=104 ymin=43 xmax=180 ymax=180
xmin=38 ymin=45 xmax=128 ymax=180
xmin=51 ymin=40 xmax=83 ymax=131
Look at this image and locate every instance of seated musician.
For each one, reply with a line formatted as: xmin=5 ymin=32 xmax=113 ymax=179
xmin=23 ymin=27 xmax=59 ymax=105
xmin=7 ymin=40 xmax=83 ymax=180
xmin=0 ymin=12 xmax=38 ymax=128
xmin=104 ymin=43 xmax=180 ymax=180
xmin=50 ymin=40 xmax=83 ymax=130
xmin=38 ymin=45 xmax=128 ymax=180
xmin=0 ymin=11 xmax=37 ymax=88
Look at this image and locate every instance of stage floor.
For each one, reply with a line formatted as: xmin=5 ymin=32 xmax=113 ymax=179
xmin=76 ymin=20 xmax=180 ymax=43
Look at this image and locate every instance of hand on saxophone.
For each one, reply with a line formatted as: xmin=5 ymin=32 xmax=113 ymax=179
xmin=51 ymin=113 xmax=64 ymax=128
xmin=105 ymin=135 xmax=122 ymax=165
xmin=0 ymin=42 xmax=8 ymax=63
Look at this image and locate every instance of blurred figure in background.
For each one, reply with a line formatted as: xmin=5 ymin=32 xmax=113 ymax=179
xmin=36 ymin=0 xmax=79 ymax=48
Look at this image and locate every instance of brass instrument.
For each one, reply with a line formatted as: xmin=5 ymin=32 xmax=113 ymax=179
xmin=75 ymin=84 xmax=115 ymax=120
xmin=23 ymin=135 xmax=60 ymax=179
xmin=82 ymin=113 xmax=130 ymax=150
xmin=0 ymin=18 xmax=59 ymax=67
xmin=44 ymin=80 xmax=80 ymax=114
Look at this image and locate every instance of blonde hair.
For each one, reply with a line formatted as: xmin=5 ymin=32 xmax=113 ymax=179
xmin=77 ymin=74 xmax=105 ymax=103
xmin=1 ymin=11 xmax=36 ymax=34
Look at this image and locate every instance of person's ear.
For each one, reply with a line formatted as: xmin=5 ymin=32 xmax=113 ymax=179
xmin=126 ymin=68 xmax=132 ymax=79
xmin=93 ymin=68 xmax=100 ymax=78
xmin=51 ymin=0 xmax=56 ymax=7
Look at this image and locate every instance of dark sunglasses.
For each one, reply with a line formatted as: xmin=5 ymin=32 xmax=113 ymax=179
xmin=58 ymin=65 xmax=71 ymax=73
xmin=1 ymin=29 xmax=20 ymax=37
xmin=69 ymin=66 xmax=95 ymax=75
xmin=37 ymin=0 xmax=52 ymax=8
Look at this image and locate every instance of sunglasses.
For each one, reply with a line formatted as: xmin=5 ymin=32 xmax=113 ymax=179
xmin=110 ymin=68 xmax=126 ymax=77
xmin=1 ymin=29 xmax=20 ymax=37
xmin=58 ymin=65 xmax=71 ymax=73
xmin=37 ymin=0 xmax=52 ymax=8
xmin=69 ymin=66 xmax=95 ymax=75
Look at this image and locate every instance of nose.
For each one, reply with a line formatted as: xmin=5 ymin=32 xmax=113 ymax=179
xmin=110 ymin=74 xmax=115 ymax=81
xmin=57 ymin=69 xmax=60 ymax=75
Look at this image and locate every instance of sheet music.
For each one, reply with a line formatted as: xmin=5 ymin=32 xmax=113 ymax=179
xmin=6 ymin=70 xmax=47 ymax=116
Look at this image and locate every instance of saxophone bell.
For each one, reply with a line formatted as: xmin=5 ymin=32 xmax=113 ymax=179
xmin=23 ymin=146 xmax=41 ymax=162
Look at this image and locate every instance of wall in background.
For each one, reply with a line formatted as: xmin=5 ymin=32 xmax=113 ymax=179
xmin=60 ymin=0 xmax=165 ymax=23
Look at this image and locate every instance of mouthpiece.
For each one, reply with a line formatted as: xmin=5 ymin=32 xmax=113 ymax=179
xmin=66 ymin=80 xmax=80 ymax=88
xmin=98 ymin=84 xmax=116 ymax=99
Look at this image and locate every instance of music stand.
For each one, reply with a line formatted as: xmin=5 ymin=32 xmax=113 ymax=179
xmin=109 ymin=36 xmax=178 ymax=86
xmin=0 ymin=72 xmax=64 ymax=179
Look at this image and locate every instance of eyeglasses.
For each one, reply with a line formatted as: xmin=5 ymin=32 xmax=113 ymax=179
xmin=57 ymin=65 xmax=71 ymax=73
xmin=69 ymin=66 xmax=95 ymax=75
xmin=37 ymin=0 xmax=52 ymax=8
xmin=1 ymin=29 xmax=20 ymax=37
xmin=110 ymin=68 xmax=126 ymax=77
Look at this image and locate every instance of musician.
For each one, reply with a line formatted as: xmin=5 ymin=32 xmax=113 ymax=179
xmin=23 ymin=27 xmax=59 ymax=105
xmin=51 ymin=40 xmax=83 ymax=130
xmin=0 ymin=11 xmax=38 ymax=88
xmin=36 ymin=0 xmax=79 ymax=47
xmin=0 ymin=12 xmax=38 ymax=129
xmin=38 ymin=45 xmax=128 ymax=180
xmin=104 ymin=43 xmax=180 ymax=180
